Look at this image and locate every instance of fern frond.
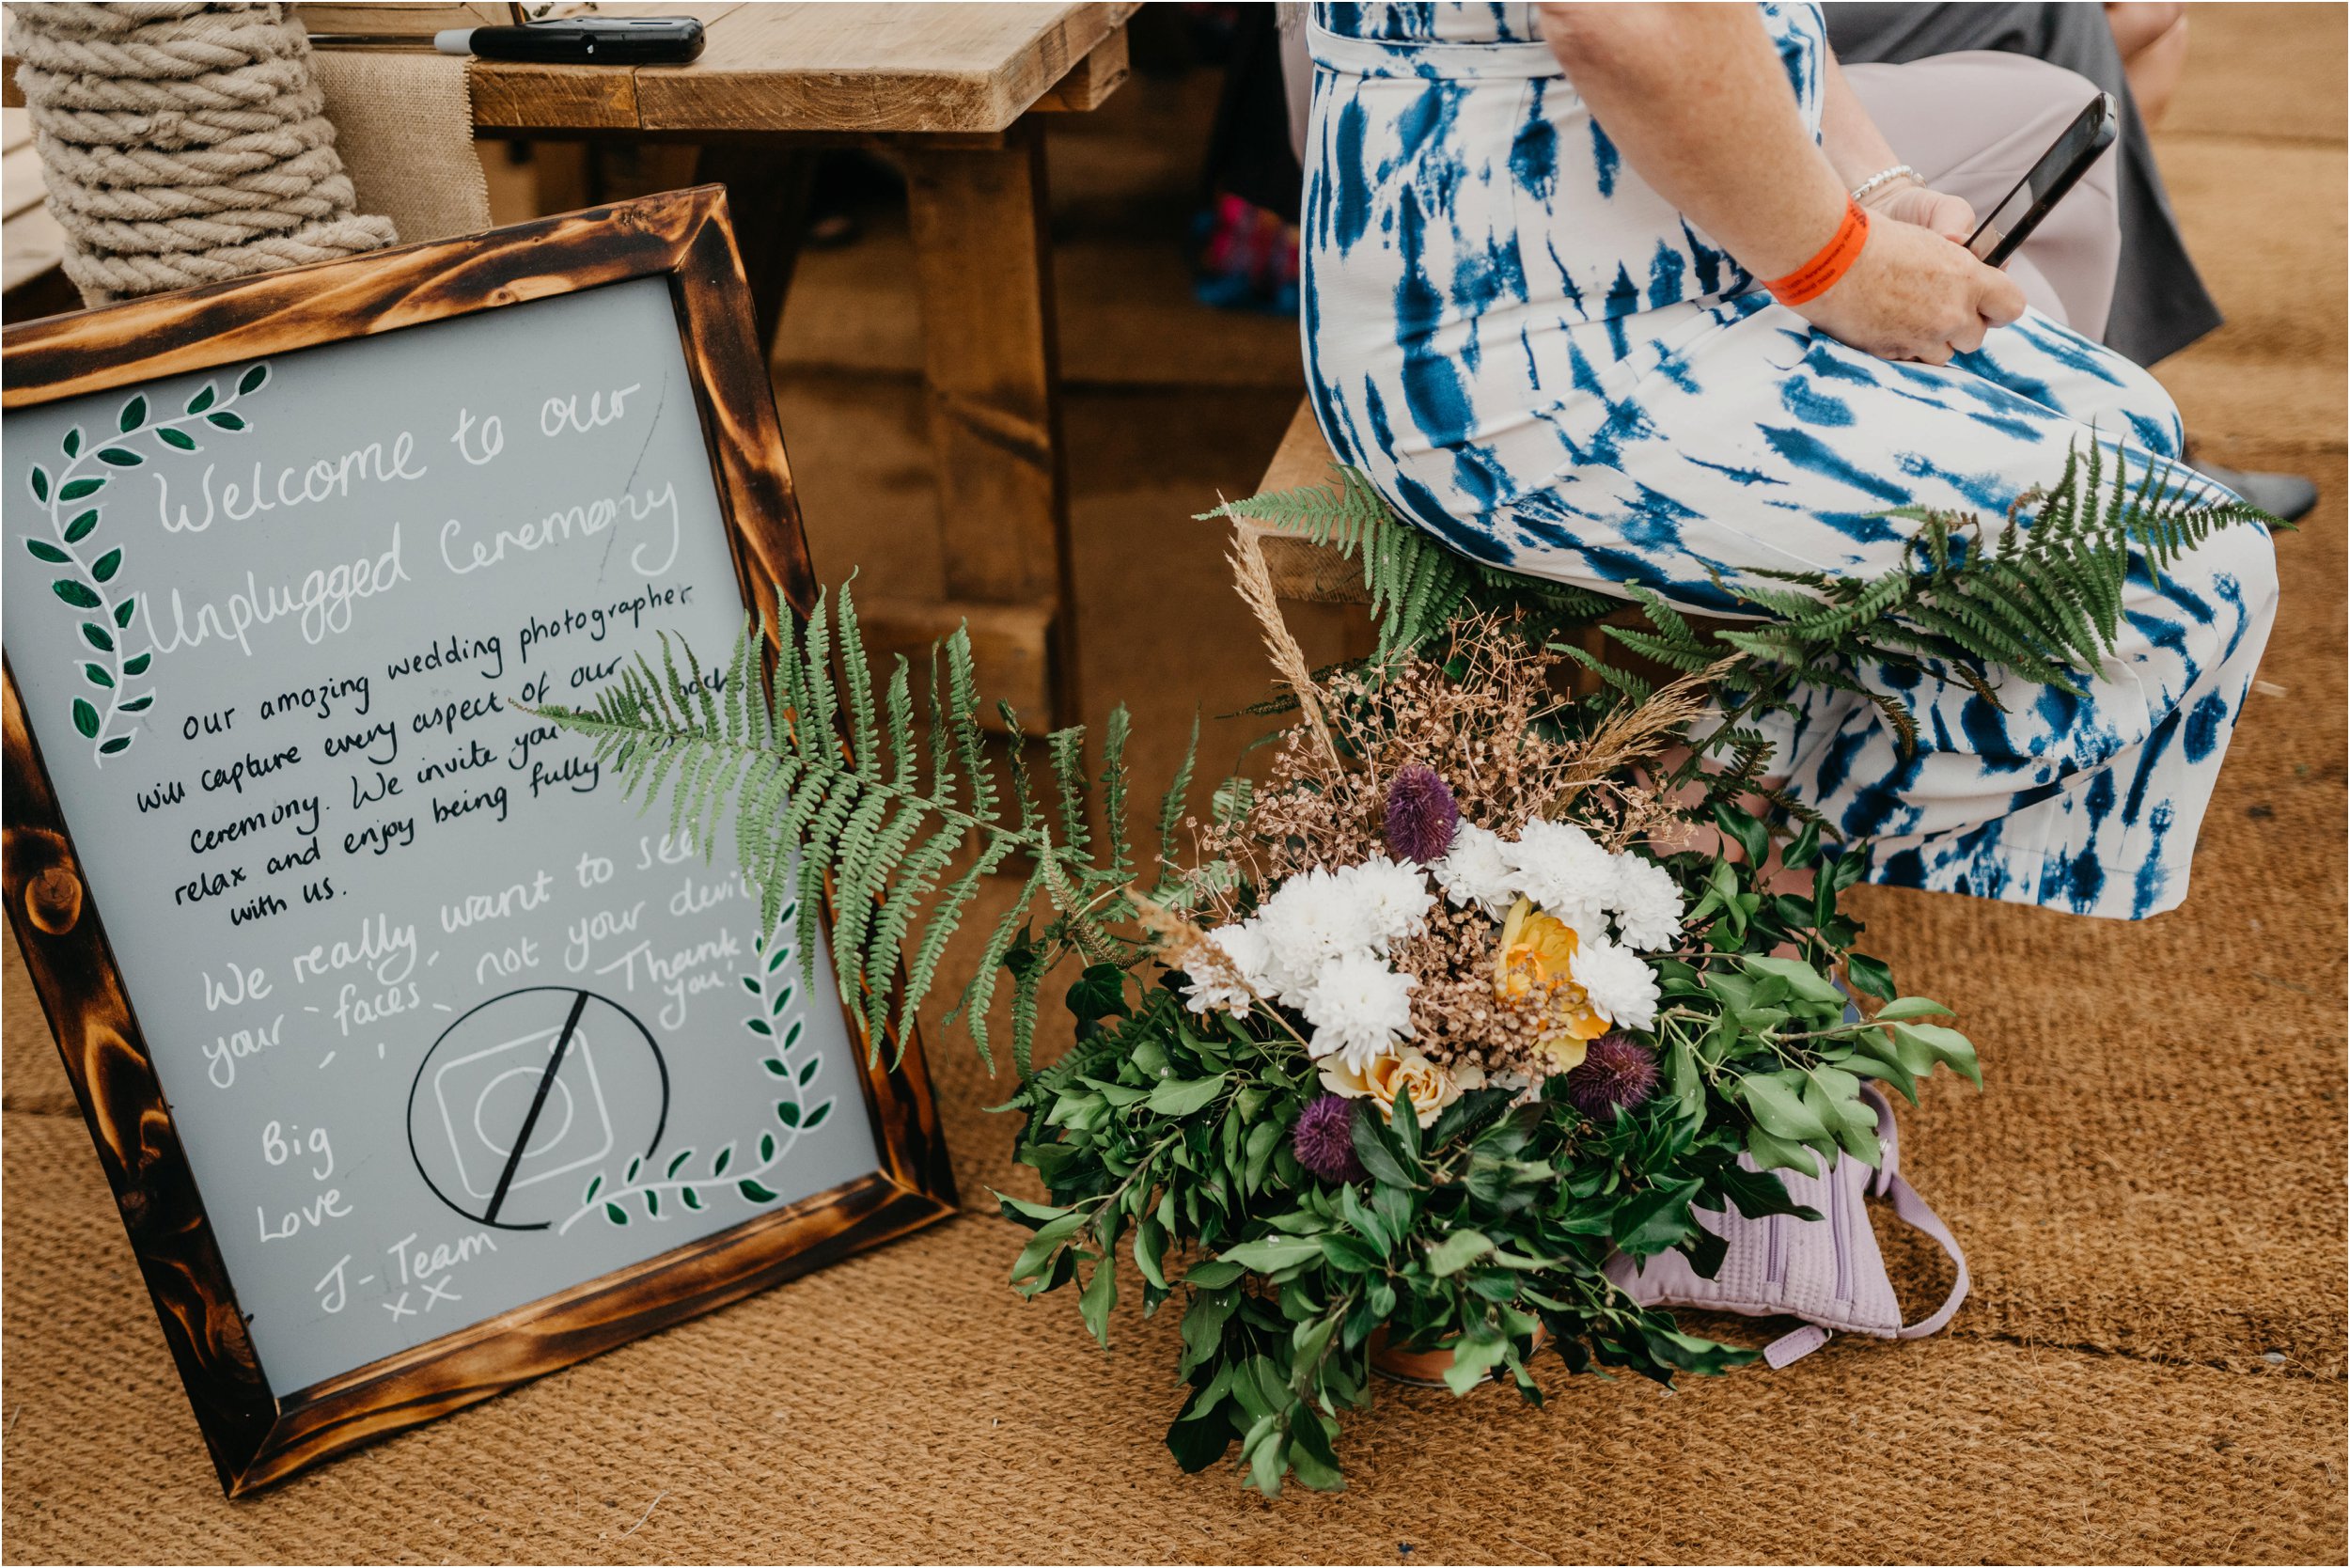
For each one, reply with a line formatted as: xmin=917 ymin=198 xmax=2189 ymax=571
xmin=531 ymin=585 xmax=1138 ymax=1080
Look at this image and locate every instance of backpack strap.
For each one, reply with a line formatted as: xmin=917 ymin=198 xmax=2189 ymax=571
xmin=1886 ymin=1172 xmax=1971 ymax=1340
xmin=1866 ymin=1086 xmax=1970 ymax=1341
xmin=1762 ymin=1088 xmax=1969 ymax=1365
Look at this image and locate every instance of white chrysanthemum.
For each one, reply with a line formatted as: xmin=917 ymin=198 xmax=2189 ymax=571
xmin=1180 ymin=921 xmax=1274 ymax=1015
xmin=1502 ymin=819 xmax=1621 ymax=925
xmin=1569 ymin=939 xmax=1660 ymax=1033
xmin=1334 ymin=855 xmax=1436 ymax=950
xmin=1430 ymin=822 xmax=1517 ymax=917
xmin=1254 ymin=866 xmax=1378 ymax=995
xmin=1298 ymin=950 xmax=1417 ymax=1071
xmin=1608 ymin=851 xmax=1685 ymax=952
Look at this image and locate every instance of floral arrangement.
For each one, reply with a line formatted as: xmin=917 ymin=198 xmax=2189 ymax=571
xmin=994 ymin=610 xmax=1974 ymax=1490
xmin=539 ymin=447 xmax=2267 ymax=1492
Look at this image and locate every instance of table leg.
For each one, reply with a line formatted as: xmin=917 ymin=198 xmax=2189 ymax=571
xmin=896 ymin=119 xmax=1079 ymax=731
xmin=692 ymin=145 xmax=819 ymax=359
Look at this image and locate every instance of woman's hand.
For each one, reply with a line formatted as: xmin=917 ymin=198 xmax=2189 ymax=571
xmin=1794 ymin=215 xmax=2027 ymax=365
xmin=1861 ymin=179 xmax=1974 ymax=242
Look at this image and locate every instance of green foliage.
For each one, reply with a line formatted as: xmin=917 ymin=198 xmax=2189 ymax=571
xmin=1200 ymin=465 xmax=1620 ymax=659
xmin=1597 ymin=441 xmax=2279 ymax=752
xmin=995 ymin=898 xmax=1976 ymax=1490
xmin=1205 ymin=443 xmax=2278 ymax=760
xmin=535 ymin=582 xmax=1198 ymax=1074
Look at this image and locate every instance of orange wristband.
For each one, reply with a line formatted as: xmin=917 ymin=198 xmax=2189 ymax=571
xmin=1764 ymin=197 xmax=1870 ymax=306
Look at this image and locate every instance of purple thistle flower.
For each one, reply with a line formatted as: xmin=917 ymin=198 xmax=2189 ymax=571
xmin=1292 ymin=1095 xmax=1369 ymax=1183
xmin=1564 ymin=1033 xmax=1661 ymax=1120
xmin=1384 ymin=763 xmax=1460 ymax=866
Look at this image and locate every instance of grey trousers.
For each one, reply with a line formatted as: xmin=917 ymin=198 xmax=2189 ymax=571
xmin=1825 ymin=1 xmax=2223 ymax=366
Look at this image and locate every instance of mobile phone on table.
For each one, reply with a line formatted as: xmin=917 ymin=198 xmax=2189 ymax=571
xmin=1965 ymin=94 xmax=2120 ymax=267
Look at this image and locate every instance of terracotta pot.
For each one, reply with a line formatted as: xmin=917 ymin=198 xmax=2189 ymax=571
xmin=1367 ymin=1324 xmax=1548 ymax=1388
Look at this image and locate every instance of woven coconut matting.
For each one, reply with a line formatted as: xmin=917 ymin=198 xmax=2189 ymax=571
xmin=3 ymin=5 xmax=2343 ymax=1560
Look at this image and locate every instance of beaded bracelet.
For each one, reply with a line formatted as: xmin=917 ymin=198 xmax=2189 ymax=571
xmin=1849 ymin=162 xmax=1922 ymax=205
xmin=1763 ymin=196 xmax=1870 ymax=306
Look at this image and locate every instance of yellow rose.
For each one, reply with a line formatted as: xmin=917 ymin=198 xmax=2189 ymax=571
xmin=1494 ymin=895 xmax=1610 ymax=1071
xmin=1319 ymin=1047 xmax=1471 ymax=1127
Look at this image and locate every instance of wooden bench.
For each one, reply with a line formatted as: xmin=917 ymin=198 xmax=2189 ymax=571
xmin=2 ymin=108 xmax=74 ymax=323
xmin=1230 ymin=400 xmax=1375 ymax=604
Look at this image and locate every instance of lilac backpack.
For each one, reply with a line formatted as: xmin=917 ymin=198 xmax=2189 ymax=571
xmin=1606 ymin=1087 xmax=1969 ymax=1367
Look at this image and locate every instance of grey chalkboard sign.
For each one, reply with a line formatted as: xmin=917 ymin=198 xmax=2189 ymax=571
xmin=1 ymin=194 xmax=955 ymax=1493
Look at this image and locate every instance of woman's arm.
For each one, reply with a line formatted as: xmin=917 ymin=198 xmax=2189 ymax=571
xmin=1535 ymin=4 xmax=2025 ymax=364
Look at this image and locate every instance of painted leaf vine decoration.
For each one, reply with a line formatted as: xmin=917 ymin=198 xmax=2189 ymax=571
xmin=27 ymin=361 xmax=272 ymax=764
xmin=561 ymin=908 xmax=834 ymax=1231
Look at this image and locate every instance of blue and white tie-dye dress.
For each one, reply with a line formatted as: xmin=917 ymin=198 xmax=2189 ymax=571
xmin=1301 ymin=1 xmax=2277 ymax=919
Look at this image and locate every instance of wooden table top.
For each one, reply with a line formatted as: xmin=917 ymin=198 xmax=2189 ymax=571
xmin=419 ymin=2 xmax=1136 ymax=136
xmin=5 ymin=3 xmax=1137 ymax=138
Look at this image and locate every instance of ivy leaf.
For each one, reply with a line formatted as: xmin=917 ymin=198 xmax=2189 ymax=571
xmin=583 ymin=1174 xmax=603 ymax=1203
xmin=96 ymin=447 xmax=142 ymax=468
xmin=1845 ymin=951 xmax=1897 ymax=1000
xmin=63 ymin=509 xmax=98 ymax=542
xmin=158 ymin=428 xmax=197 ymax=452
xmin=682 ymin=1187 xmax=702 ymax=1210
xmin=186 ymin=384 xmax=216 ymax=415
xmin=71 ymin=700 xmax=101 ymax=739
xmin=1144 ymin=1074 xmax=1227 ymax=1116
xmin=1078 ymin=1257 xmax=1117 ymax=1346
xmin=759 ymin=1132 xmax=776 ymax=1162
xmin=1350 ymin=1111 xmax=1422 ymax=1190
xmin=802 ymin=1101 xmax=830 ymax=1129
xmin=797 ymin=1058 xmax=820 ymax=1087
xmin=1216 ymin=1234 xmax=1324 ymax=1272
xmin=776 ymin=1100 xmax=801 ymax=1128
xmin=53 ymin=580 xmax=101 ymax=609
xmin=238 ymin=363 xmax=269 ymax=395
xmin=84 ymin=664 xmax=114 ymax=688
xmin=81 ymin=623 xmax=114 ymax=652
xmin=99 ymin=735 xmax=133 ymax=756
xmin=208 ymin=411 xmax=245 ymax=431
xmin=1740 ymin=955 xmax=1845 ymax=1009
xmin=114 ymin=598 xmax=136 ymax=628
xmin=761 ymin=1058 xmax=789 ymax=1076
xmin=605 ymin=1201 xmax=629 ymax=1225
xmin=62 ymin=428 xmax=81 ymax=458
xmin=90 ymin=548 xmax=122 ymax=583
xmin=742 ymin=975 xmax=762 ymax=997
xmin=646 ymin=1190 xmax=661 ymax=1218
xmin=739 ymin=1178 xmax=779 ymax=1202
xmin=118 ymin=695 xmax=153 ymax=713
xmin=1424 ymin=1229 xmax=1496 ymax=1278
xmin=1889 ymin=1022 xmax=1982 ymax=1088
xmin=122 ymin=652 xmax=150 ymax=676
xmin=666 ymin=1150 xmax=692 ymax=1177
xmin=711 ymin=1143 xmax=733 ymax=1175
xmin=745 ymin=1016 xmax=773 ymax=1036
xmin=1736 ymin=1074 xmax=1826 ymax=1140
xmin=118 ymin=395 xmax=147 ymax=431
xmin=58 ymin=478 xmax=103 ymax=501
xmin=28 ymin=465 xmax=48 ymax=502
xmin=24 ymin=539 xmax=68 ymax=563
xmin=783 ymin=1019 xmax=803 ymax=1049
xmin=1745 ymin=1124 xmax=1821 ymax=1177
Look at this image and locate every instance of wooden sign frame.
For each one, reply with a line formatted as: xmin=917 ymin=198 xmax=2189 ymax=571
xmin=0 ymin=188 xmax=958 ymax=1496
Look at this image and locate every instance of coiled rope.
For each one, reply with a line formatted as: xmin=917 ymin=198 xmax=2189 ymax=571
xmin=8 ymin=2 xmax=398 ymax=305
